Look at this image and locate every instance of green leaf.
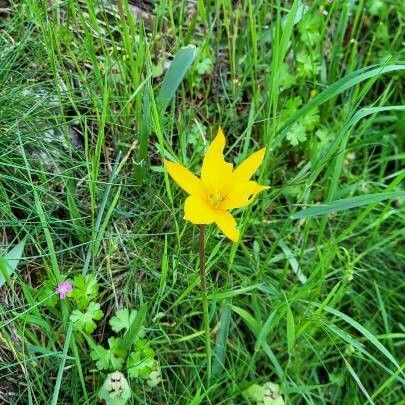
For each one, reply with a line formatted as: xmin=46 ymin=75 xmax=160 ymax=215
xmin=0 ymin=239 xmax=26 ymax=287
xmin=127 ymin=340 xmax=156 ymax=379
xmin=70 ymin=274 xmax=99 ymax=310
xmin=302 ymin=110 xmax=319 ymax=130
xmin=298 ymin=12 xmax=322 ymax=47
xmin=286 ymin=122 xmax=307 ymax=146
xmin=120 ymin=303 xmax=147 ymax=351
xmin=286 ymin=300 xmax=295 ymax=355
xmin=278 ymin=63 xmax=405 ymax=138
xmin=368 ymin=0 xmax=386 ymax=16
xmin=343 ymin=358 xmax=375 ymax=404
xmin=37 ymin=280 xmax=58 ymax=308
xmin=108 ymin=337 xmax=127 ymax=370
xmin=323 ymin=305 xmax=403 ymax=376
xmin=196 ymin=57 xmax=213 ymax=75
xmin=90 ymin=337 xmax=126 ymax=371
xmin=255 ymin=310 xmax=279 ymax=352
xmin=157 ymin=44 xmax=196 ymax=111
xmin=310 ymin=106 xmax=405 ymax=188
xmin=278 ymin=63 xmax=296 ymax=90
xmin=292 ymin=191 xmax=405 ymax=219
xmin=208 ymin=285 xmax=261 ymax=300
xmin=229 ymin=305 xmax=260 ymax=334
xmin=212 ymin=303 xmax=231 ymax=376
xmin=70 ymin=302 xmax=104 ymax=334
xmin=296 ymin=49 xmax=319 ymax=78
xmin=90 ymin=344 xmax=110 ymax=370
xmin=278 ymin=97 xmax=302 ymax=126
xmin=109 ymin=308 xmax=138 ymax=333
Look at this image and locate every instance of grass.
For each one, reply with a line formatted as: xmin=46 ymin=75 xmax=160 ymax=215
xmin=0 ymin=0 xmax=404 ymax=403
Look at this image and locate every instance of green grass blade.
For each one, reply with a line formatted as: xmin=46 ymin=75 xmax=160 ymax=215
xmin=343 ymin=358 xmax=375 ymax=405
xmin=208 ymin=284 xmax=261 ymax=300
xmin=278 ymin=63 xmax=405 ymax=137
xmin=285 ymin=298 xmax=295 ymax=356
xmin=292 ymin=191 xmax=405 ymax=219
xmin=120 ymin=303 xmax=148 ymax=350
xmin=324 ymin=305 xmax=403 ymax=376
xmin=229 ymin=305 xmax=260 ymax=334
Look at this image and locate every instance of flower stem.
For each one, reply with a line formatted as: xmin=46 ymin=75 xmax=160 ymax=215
xmin=199 ymin=224 xmax=211 ymax=385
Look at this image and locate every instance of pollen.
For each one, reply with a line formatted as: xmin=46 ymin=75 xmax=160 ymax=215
xmin=209 ymin=192 xmax=225 ymax=207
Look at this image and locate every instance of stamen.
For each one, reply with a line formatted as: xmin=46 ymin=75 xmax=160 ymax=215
xmin=209 ymin=192 xmax=225 ymax=207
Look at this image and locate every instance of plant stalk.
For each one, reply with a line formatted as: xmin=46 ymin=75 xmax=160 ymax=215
xmin=199 ymin=224 xmax=211 ymax=385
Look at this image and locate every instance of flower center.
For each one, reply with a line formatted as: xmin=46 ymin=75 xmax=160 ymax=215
xmin=209 ymin=192 xmax=225 ymax=208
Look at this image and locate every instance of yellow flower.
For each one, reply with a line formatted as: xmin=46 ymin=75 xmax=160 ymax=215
xmin=164 ymin=127 xmax=268 ymax=242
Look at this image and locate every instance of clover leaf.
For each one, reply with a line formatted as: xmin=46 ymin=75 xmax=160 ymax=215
xmin=278 ymin=63 xmax=296 ymax=91
xmin=298 ymin=13 xmax=322 ymax=47
xmin=196 ymin=57 xmax=213 ymax=75
xmin=109 ymin=308 xmax=138 ymax=333
xmin=70 ymin=302 xmax=103 ymax=334
xmin=296 ymin=50 xmax=319 ymax=78
xmin=90 ymin=337 xmax=126 ymax=371
xmin=127 ymin=340 xmax=156 ymax=379
xmin=90 ymin=344 xmax=110 ymax=370
xmin=71 ymin=274 xmax=99 ymax=310
xmin=286 ymin=122 xmax=307 ymax=146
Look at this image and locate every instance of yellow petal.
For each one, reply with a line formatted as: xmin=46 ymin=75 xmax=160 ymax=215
xmin=201 ymin=127 xmax=233 ymax=194
xmin=164 ymin=160 xmax=206 ymax=198
xmin=232 ymin=148 xmax=266 ymax=181
xmin=221 ymin=181 xmax=269 ymax=210
xmin=184 ymin=195 xmax=216 ymax=224
xmin=214 ymin=210 xmax=240 ymax=242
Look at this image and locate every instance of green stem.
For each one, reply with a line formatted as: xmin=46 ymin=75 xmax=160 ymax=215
xmin=199 ymin=224 xmax=211 ymax=385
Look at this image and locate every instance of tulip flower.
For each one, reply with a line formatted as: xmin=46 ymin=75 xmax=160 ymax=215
xmin=164 ymin=126 xmax=268 ymax=385
xmin=164 ymin=127 xmax=268 ymax=241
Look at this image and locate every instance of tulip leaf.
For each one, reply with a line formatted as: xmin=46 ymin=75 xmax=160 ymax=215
xmin=212 ymin=303 xmax=231 ymax=376
xmin=157 ymin=44 xmax=196 ymax=111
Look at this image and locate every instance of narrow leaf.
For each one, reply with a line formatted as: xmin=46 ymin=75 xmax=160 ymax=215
xmin=0 ymin=239 xmax=26 ymax=287
xmin=292 ymin=191 xmax=405 ymax=219
xmin=278 ymin=63 xmax=405 ymax=137
xmin=343 ymin=358 xmax=375 ymax=404
xmin=212 ymin=303 xmax=231 ymax=376
xmin=286 ymin=300 xmax=295 ymax=355
xmin=208 ymin=284 xmax=261 ymax=300
xmin=120 ymin=303 xmax=148 ymax=350
xmin=157 ymin=44 xmax=196 ymax=111
xmin=324 ymin=305 xmax=403 ymax=375
xmin=230 ymin=305 xmax=260 ymax=334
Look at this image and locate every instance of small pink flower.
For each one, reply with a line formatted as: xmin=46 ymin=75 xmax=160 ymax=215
xmin=56 ymin=281 xmax=73 ymax=299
